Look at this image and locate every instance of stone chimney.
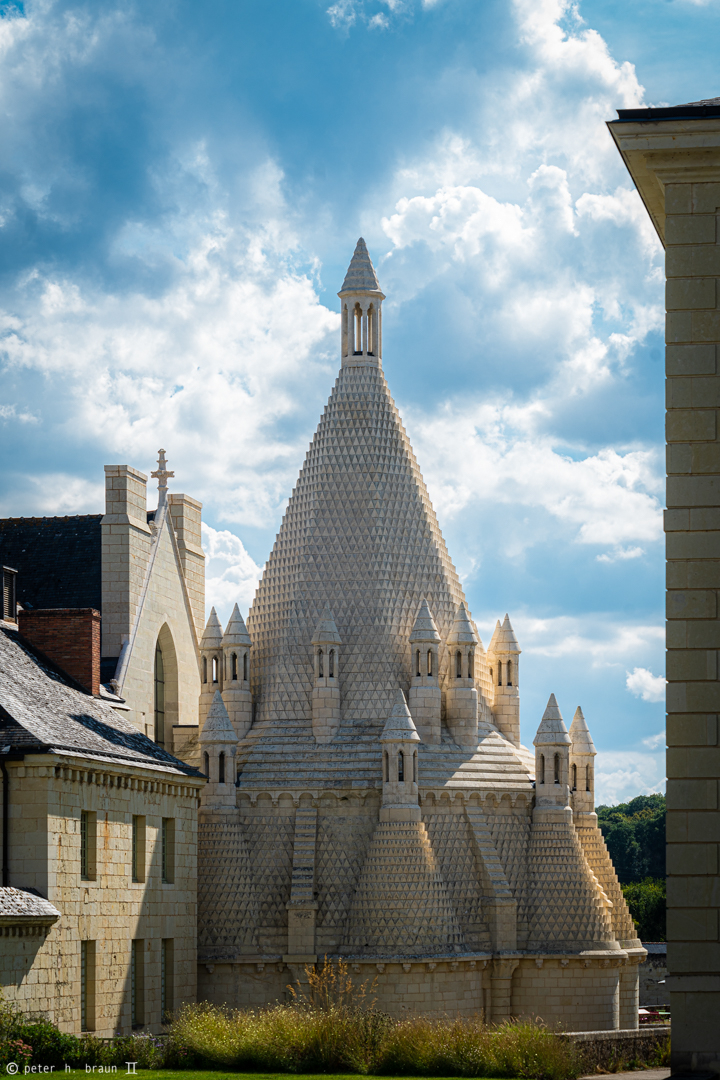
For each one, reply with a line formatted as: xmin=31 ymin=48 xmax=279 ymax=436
xmin=19 ymin=608 xmax=101 ymax=695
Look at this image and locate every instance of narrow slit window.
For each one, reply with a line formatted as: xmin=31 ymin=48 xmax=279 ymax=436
xmin=243 ymin=652 xmax=248 ymax=681
xmin=162 ymin=818 xmax=175 ymax=884
xmin=161 ymin=939 xmax=174 ymax=1022
xmin=507 ymin=659 xmax=513 ymax=687
xmin=468 ymin=651 xmax=474 ymax=680
xmin=554 ymin=753 xmax=560 ymax=784
xmin=329 ymin=649 xmax=335 ymax=678
xmin=202 ymin=657 xmax=207 ymax=684
xmin=416 ymin=649 xmax=421 ymax=677
xmin=427 ymin=650 xmax=433 ymax=677
xmin=572 ymin=763 xmax=577 ymax=790
xmin=212 ymin=656 xmax=218 ymax=683
xmin=80 ymin=810 xmax=97 ymax=881
xmin=219 ymin=752 xmax=225 ymax=784
xmin=132 ymin=815 xmax=146 ymax=884
xmin=413 ymin=751 xmax=417 ymax=783
xmin=539 ymin=754 xmax=545 ymax=785
xmin=367 ymin=305 xmax=374 ymax=354
xmin=203 ymin=751 xmax=210 ymax=777
xmin=384 ymin=751 xmax=389 ymax=782
xmin=154 ymin=641 xmax=165 ymax=748
xmin=80 ymin=940 xmax=96 ymax=1031
xmin=456 ymin=651 xmax=462 ymax=678
xmin=232 ymin=653 xmax=238 ymax=680
xmin=498 ymin=662 xmax=502 ymax=685
xmin=131 ymin=939 xmax=145 ymax=1028
xmin=318 ymin=649 xmax=324 ymax=677
xmin=397 ymin=749 xmax=404 ymax=782
xmin=586 ymin=765 xmax=592 ymax=792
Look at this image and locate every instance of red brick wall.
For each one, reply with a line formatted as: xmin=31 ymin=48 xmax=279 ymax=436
xmin=19 ymin=608 xmax=101 ymax=696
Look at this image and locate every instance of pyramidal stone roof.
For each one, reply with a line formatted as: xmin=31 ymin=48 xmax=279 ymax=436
xmin=533 ymin=694 xmax=572 ymax=747
xmin=201 ymin=607 xmax=223 ymax=650
xmin=569 ymin=706 xmax=596 ymax=756
xmin=201 ymin=691 xmax=236 ymax=743
xmin=381 ymin=689 xmax=421 ymax=743
xmin=339 ymin=237 xmax=383 ymax=295
xmin=223 ymin=604 xmax=251 ymax=647
xmin=409 ymin=599 xmax=441 ymax=643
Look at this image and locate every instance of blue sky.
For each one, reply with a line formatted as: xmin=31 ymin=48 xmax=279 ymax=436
xmin=1 ymin=0 xmax=717 ymax=802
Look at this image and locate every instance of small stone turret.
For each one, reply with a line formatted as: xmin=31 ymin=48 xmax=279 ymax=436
xmin=221 ymin=604 xmax=253 ymax=741
xmin=200 ymin=690 xmax=237 ymax=807
xmin=533 ymin=694 xmax=572 ymax=819
xmin=311 ymin=604 xmax=341 ymax=743
xmin=569 ymin=706 xmax=596 ymax=817
xmin=445 ymin=601 xmax=478 ymax=747
xmin=409 ymin=599 xmax=441 ymax=745
xmin=199 ymin=608 xmax=223 ymax=728
xmin=488 ymin=613 xmax=521 ymax=746
xmin=338 ymin=238 xmax=385 ymax=369
xmin=380 ymin=689 xmax=421 ymax=822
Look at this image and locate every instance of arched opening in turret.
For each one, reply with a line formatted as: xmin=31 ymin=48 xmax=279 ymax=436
xmin=490 ymin=666 xmax=493 ymax=682
xmin=413 ymin=750 xmax=417 ymax=783
xmin=456 ymin=650 xmax=462 ymax=678
xmin=498 ymin=662 xmax=503 ymax=685
xmin=318 ymin=649 xmax=324 ymax=678
xmin=329 ymin=649 xmax=335 ymax=678
xmin=243 ymin=652 xmax=248 ymax=681
xmin=231 ymin=653 xmax=238 ymax=681
xmin=539 ymin=754 xmax=545 ymax=784
xmin=398 ymin=749 xmax=404 ymax=782
xmin=554 ymin=753 xmax=560 ymax=784
xmin=384 ymin=752 xmax=389 ymax=782
xmin=342 ymin=304 xmax=349 ymax=356
xmin=572 ymin=763 xmax=577 ymax=790
xmin=507 ymin=659 xmax=513 ymax=686
xmin=203 ymin=751 xmax=209 ymax=777
xmin=427 ymin=649 xmax=433 ymax=677
xmin=219 ymin=752 xmax=225 ymax=784
xmin=415 ymin=649 xmax=421 ymax=677
xmin=468 ymin=651 xmax=474 ymax=680
xmin=353 ymin=304 xmax=362 ymax=354
xmin=586 ymin=764 xmax=592 ymax=791
xmin=367 ymin=304 xmax=374 ymax=354
xmin=202 ymin=657 xmax=207 ymax=684
xmin=212 ymin=656 xmax=219 ymax=684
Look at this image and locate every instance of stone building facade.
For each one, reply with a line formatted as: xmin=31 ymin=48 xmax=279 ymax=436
xmin=609 ymin=97 xmax=720 ymax=1076
xmin=0 ymin=623 xmax=203 ymax=1035
xmin=194 ymin=240 xmax=645 ymax=1030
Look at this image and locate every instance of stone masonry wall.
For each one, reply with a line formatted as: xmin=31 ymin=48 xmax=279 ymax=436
xmin=2 ymin=755 xmax=202 ymax=1036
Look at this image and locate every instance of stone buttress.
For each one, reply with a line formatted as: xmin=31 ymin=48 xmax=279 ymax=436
xmin=196 ymin=240 xmax=644 ymax=1029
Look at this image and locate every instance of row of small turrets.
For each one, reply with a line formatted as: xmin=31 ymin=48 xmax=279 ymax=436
xmin=197 ymin=598 xmax=523 ymax=750
xmin=533 ymin=693 xmax=597 ymax=817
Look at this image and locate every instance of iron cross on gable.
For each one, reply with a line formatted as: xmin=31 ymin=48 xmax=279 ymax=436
xmin=151 ymin=448 xmax=175 ymax=507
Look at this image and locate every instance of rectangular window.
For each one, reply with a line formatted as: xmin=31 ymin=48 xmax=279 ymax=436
xmin=80 ymin=811 xmax=97 ymax=881
xmin=132 ymin=816 xmax=146 ymax=883
xmin=161 ymin=938 xmax=174 ymax=1021
xmin=161 ymin=818 xmax=175 ymax=884
xmin=2 ymin=566 xmax=17 ymax=622
xmin=131 ymin=939 xmax=144 ymax=1028
xmin=80 ymin=940 xmax=96 ymax=1031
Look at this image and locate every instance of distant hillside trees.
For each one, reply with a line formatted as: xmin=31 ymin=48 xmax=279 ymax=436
xmin=596 ymin=793 xmax=666 ymax=941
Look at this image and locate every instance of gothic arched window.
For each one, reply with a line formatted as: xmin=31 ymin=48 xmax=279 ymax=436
xmin=154 ymin=641 xmax=165 ymax=748
xmin=427 ymin=649 xmax=433 ymax=677
xmin=232 ymin=653 xmax=238 ymax=681
xmin=318 ymin=649 xmax=324 ymax=678
xmin=507 ymin=659 xmax=513 ymax=686
xmin=212 ymin=656 xmax=218 ymax=684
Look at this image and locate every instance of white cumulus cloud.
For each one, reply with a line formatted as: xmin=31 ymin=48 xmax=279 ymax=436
xmin=626 ymin=666 xmax=666 ymax=703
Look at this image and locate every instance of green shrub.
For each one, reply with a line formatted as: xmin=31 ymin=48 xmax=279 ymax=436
xmin=622 ymin=878 xmax=666 ymax=941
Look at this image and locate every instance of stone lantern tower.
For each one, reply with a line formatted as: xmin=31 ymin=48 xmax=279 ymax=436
xmin=337 ymin=237 xmax=385 ymax=368
xmin=408 ymin=599 xmax=441 ymax=744
xmin=221 ymin=604 xmax=252 ymax=740
xmin=569 ymin=706 xmax=596 ymax=817
xmin=199 ymin=608 xmax=223 ymax=728
xmin=533 ymin=693 xmax=572 ymax=817
xmin=487 ymin=613 xmax=521 ymax=746
xmin=380 ymin=689 xmax=421 ymax=822
xmin=445 ymin=601 xmax=479 ymax=747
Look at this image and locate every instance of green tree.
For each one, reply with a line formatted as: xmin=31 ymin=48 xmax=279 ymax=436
xmin=597 ymin=793 xmax=665 ymax=884
xmin=622 ymin=878 xmax=666 ymax=941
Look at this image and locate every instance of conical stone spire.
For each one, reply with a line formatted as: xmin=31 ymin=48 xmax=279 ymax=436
xmin=569 ymin=706 xmax=596 ymax=755
xmin=223 ymin=604 xmax=251 ymax=647
xmin=311 ymin=603 xmax=342 ymax=645
xmin=409 ymin=599 xmax=441 ymax=643
xmin=200 ymin=608 xmax=223 ymax=650
xmin=201 ymin=690 xmax=236 ymax=743
xmin=534 ymin=694 xmax=572 ymax=746
xmin=381 ymin=688 xmax=421 ymax=743
xmin=495 ymin=614 xmax=520 ymax=653
xmin=339 ymin=237 xmax=383 ymax=296
xmin=447 ymin=601 xmax=479 ymax=645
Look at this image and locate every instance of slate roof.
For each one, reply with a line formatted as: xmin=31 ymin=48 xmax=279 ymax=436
xmin=617 ymin=97 xmax=720 ymax=121
xmin=0 ymin=516 xmax=102 ymax=611
xmin=0 ymin=887 xmax=61 ymax=923
xmin=0 ymin=626 xmax=202 ymax=777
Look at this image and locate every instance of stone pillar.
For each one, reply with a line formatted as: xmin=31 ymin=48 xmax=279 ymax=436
xmin=608 ymin=107 xmax=720 ymax=1074
xmin=284 ymin=808 xmax=318 ymax=964
xmin=490 ymin=958 xmax=519 ymax=1022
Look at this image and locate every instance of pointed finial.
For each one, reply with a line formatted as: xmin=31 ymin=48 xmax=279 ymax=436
xmin=311 ymin=602 xmax=342 ymax=644
xmin=151 ymin=448 xmax=175 ymax=508
xmin=447 ymin=601 xmax=479 ymax=645
xmin=534 ymin=693 xmax=572 ymax=745
xmin=200 ymin=607 xmax=223 ymax=650
xmin=569 ymin=706 xmax=597 ymax=756
xmin=338 ymin=238 xmax=385 ymax=297
xmin=490 ymin=614 xmax=521 ymax=653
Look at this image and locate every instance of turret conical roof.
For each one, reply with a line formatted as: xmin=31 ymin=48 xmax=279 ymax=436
xmin=311 ymin=603 xmax=342 ymax=645
xmin=569 ymin=706 xmax=596 ymax=756
xmin=491 ymin=613 xmax=521 ymax=654
xmin=447 ymin=601 xmax=479 ymax=646
xmin=339 ymin=237 xmax=383 ymax=296
xmin=533 ymin=693 xmax=572 ymax=746
xmin=201 ymin=690 xmax=236 ymax=743
xmin=223 ymin=603 xmax=252 ymax=647
xmin=409 ymin=599 xmax=441 ymax=643
xmin=380 ymin=689 xmax=421 ymax=743
xmin=200 ymin=608 xmax=223 ymax=650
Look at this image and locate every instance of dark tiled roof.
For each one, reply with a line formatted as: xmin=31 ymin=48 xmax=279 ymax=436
xmin=0 ymin=887 xmax=61 ymax=922
xmin=0 ymin=626 xmax=202 ymax=777
xmin=617 ymin=97 xmax=720 ymax=121
xmin=0 ymin=516 xmax=102 ymax=611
